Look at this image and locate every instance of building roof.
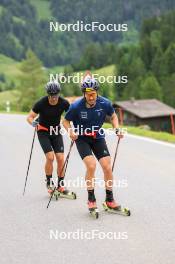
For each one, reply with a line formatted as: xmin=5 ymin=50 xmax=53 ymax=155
xmin=114 ymin=99 xmax=175 ymax=118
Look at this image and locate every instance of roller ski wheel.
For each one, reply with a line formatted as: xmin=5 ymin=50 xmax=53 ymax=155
xmin=88 ymin=201 xmax=99 ymax=219
xmin=47 ymin=185 xmax=60 ymax=200
xmin=57 ymin=187 xmax=77 ymax=200
xmin=102 ymin=201 xmax=131 ymax=216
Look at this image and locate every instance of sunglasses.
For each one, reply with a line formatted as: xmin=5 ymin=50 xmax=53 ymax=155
xmin=49 ymin=94 xmax=59 ymax=98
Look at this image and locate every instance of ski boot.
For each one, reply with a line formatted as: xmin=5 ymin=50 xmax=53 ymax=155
xmin=102 ymin=200 xmax=131 ymax=216
xmin=46 ymin=180 xmax=54 ymax=194
xmin=46 ymin=180 xmax=60 ymax=200
xmin=88 ymin=200 xmax=99 ymax=219
xmin=56 ymin=186 xmax=76 ymax=200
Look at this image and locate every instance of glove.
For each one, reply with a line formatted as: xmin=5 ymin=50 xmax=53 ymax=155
xmin=115 ymin=128 xmax=124 ymax=139
xmin=32 ymin=120 xmax=39 ymax=127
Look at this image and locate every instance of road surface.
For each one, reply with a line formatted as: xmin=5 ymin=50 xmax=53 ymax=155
xmin=0 ymin=114 xmax=175 ymax=264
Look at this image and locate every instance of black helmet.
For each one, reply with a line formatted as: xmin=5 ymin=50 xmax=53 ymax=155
xmin=45 ymin=81 xmax=61 ymax=95
xmin=81 ymin=77 xmax=99 ymax=93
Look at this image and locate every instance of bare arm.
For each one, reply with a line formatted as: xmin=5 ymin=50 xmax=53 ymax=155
xmin=110 ymin=112 xmax=124 ymax=138
xmin=62 ymin=118 xmax=72 ymax=131
xmin=110 ymin=112 xmax=119 ymax=129
xmin=62 ymin=118 xmax=78 ymax=141
xmin=27 ymin=110 xmax=38 ymax=126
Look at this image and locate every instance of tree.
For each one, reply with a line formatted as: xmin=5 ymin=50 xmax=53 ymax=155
xmin=139 ymin=75 xmax=163 ymax=100
xmin=140 ymin=36 xmax=154 ymax=70
xmin=164 ymin=43 xmax=175 ymax=75
xmin=18 ymin=50 xmax=46 ymax=111
xmin=162 ymin=74 xmax=175 ymax=107
xmin=77 ymin=43 xmax=104 ymax=70
xmin=151 ymin=47 xmax=166 ymax=81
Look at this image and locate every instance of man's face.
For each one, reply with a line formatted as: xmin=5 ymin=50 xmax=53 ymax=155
xmin=48 ymin=94 xmax=59 ymax=105
xmin=84 ymin=91 xmax=97 ymax=106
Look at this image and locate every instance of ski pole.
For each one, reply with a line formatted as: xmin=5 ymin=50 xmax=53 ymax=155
xmin=46 ymin=140 xmax=74 ymax=209
xmin=63 ymin=140 xmax=74 ymax=177
xmin=23 ymin=127 xmax=37 ymax=195
xmin=112 ymin=137 xmax=121 ymax=172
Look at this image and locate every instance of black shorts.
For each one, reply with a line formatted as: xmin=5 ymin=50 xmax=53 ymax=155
xmin=37 ymin=131 xmax=64 ymax=154
xmin=75 ymin=136 xmax=110 ymax=160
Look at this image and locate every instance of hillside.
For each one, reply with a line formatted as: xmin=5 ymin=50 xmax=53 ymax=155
xmin=29 ymin=0 xmax=52 ymax=20
xmin=0 ymin=54 xmax=22 ymax=81
xmin=0 ymin=0 xmax=175 ymax=66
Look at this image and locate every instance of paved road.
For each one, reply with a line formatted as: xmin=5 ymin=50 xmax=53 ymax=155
xmin=0 ymin=114 xmax=175 ymax=264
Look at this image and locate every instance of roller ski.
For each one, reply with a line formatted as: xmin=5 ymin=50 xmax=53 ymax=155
xmin=56 ymin=186 xmax=76 ymax=200
xmin=88 ymin=201 xmax=99 ymax=219
xmin=102 ymin=200 xmax=131 ymax=216
xmin=46 ymin=182 xmax=60 ymax=201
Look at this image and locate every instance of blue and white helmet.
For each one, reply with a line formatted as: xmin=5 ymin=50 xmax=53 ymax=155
xmin=45 ymin=81 xmax=61 ymax=95
xmin=81 ymin=77 xmax=99 ymax=93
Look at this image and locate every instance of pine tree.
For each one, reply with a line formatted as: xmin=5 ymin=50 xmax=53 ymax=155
xmin=18 ymin=49 xmax=46 ymax=111
xmin=140 ymin=75 xmax=163 ymax=100
xmin=162 ymin=74 xmax=175 ymax=107
xmin=164 ymin=43 xmax=175 ymax=75
xmin=151 ymin=47 xmax=166 ymax=81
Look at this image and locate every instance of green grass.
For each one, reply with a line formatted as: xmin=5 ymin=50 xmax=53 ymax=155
xmin=12 ymin=16 xmax=26 ymax=25
xmin=48 ymin=65 xmax=66 ymax=75
xmin=0 ymin=5 xmax=4 ymax=15
xmin=0 ymin=90 xmax=21 ymax=111
xmin=103 ymin=123 xmax=175 ymax=144
xmin=30 ymin=0 xmax=52 ymax=20
xmin=74 ymin=64 xmax=115 ymax=77
xmin=0 ymin=54 xmax=22 ymax=82
xmin=48 ymin=65 xmax=116 ymax=83
xmin=0 ymin=110 xmax=27 ymax=115
xmin=0 ymin=55 xmax=174 ymax=144
xmin=0 ymin=52 xmax=115 ymax=85
xmin=94 ymin=65 xmax=115 ymax=77
xmin=0 ymin=53 xmax=65 ymax=86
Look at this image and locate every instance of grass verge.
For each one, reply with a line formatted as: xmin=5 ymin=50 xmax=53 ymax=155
xmin=103 ymin=123 xmax=175 ymax=144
